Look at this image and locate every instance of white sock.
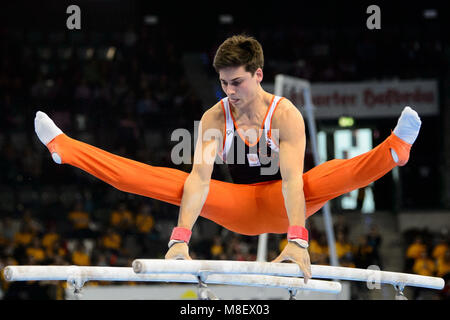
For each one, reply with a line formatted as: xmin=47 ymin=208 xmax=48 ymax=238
xmin=393 ymin=106 xmax=421 ymax=144
xmin=391 ymin=106 xmax=421 ymax=162
xmin=34 ymin=111 xmax=64 ymax=164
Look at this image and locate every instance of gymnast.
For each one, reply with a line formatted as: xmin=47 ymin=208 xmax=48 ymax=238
xmin=34 ymin=34 xmax=421 ymax=283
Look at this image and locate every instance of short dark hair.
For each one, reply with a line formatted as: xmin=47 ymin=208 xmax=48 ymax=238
xmin=212 ymin=34 xmax=264 ymax=75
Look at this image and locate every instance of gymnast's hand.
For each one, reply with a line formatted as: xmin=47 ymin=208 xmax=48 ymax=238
xmin=271 ymin=242 xmax=312 ymax=283
xmin=165 ymin=242 xmax=192 ymax=260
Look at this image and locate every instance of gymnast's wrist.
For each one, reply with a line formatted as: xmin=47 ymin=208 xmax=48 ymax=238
xmin=168 ymin=226 xmax=192 ymax=248
xmin=287 ymin=225 xmax=309 ymax=248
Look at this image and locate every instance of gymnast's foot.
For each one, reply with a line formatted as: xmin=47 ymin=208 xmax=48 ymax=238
xmin=34 ymin=111 xmax=64 ymax=164
xmin=391 ymin=106 xmax=421 ymax=165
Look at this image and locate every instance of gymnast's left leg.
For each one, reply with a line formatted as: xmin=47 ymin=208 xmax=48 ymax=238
xmin=301 ymin=106 xmax=422 ymax=216
xmin=240 ymin=106 xmax=423 ymax=234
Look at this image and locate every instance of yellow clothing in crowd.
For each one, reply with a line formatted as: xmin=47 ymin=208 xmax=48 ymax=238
xmin=309 ymin=239 xmax=328 ymax=256
xmin=72 ymin=250 xmax=90 ymax=266
xmin=102 ymin=233 xmax=122 ymax=250
xmin=110 ymin=209 xmax=134 ymax=228
xmin=68 ymin=210 xmax=90 ymax=229
xmin=42 ymin=232 xmax=60 ymax=249
xmin=336 ymin=241 xmax=353 ymax=259
xmin=412 ymin=257 xmax=436 ymax=277
xmin=309 ymin=239 xmax=329 ymax=264
xmin=211 ymin=244 xmax=224 ymax=257
xmin=46 ymin=246 xmax=67 ymax=259
xmin=26 ymin=247 xmax=46 ymax=262
xmin=355 ymin=244 xmax=373 ymax=256
xmin=135 ymin=213 xmax=154 ymax=233
xmin=340 ymin=260 xmax=356 ymax=268
xmin=432 ymin=243 xmax=448 ymax=260
xmin=436 ymin=257 xmax=450 ymax=277
xmin=14 ymin=231 xmax=33 ymax=247
xmin=406 ymin=242 xmax=427 ymax=259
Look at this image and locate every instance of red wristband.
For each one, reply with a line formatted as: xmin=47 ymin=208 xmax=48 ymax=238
xmin=287 ymin=225 xmax=309 ymax=242
xmin=170 ymin=227 xmax=192 ymax=244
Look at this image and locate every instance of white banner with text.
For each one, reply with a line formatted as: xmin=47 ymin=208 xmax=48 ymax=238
xmin=275 ymin=79 xmax=439 ymax=119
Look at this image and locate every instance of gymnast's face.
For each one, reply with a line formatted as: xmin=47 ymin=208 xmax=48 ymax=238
xmin=219 ymin=65 xmax=263 ymax=107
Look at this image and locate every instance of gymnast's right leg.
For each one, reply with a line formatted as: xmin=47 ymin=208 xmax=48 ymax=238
xmin=34 ymin=111 xmax=188 ymax=206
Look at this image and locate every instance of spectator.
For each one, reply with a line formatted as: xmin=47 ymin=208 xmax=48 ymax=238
xmin=13 ymin=223 xmax=34 ymax=248
xmin=134 ymin=203 xmax=159 ymax=256
xmin=44 ymin=238 xmax=68 ymax=265
xmin=432 ymin=237 xmax=449 ymax=261
xmin=210 ymin=235 xmax=224 ymax=260
xmin=413 ymin=250 xmax=436 ymax=277
xmin=412 ymin=250 xmax=436 ymax=299
xmin=436 ymin=248 xmax=450 ymax=278
xmin=41 ymin=223 xmax=60 ymax=252
xmin=71 ymin=241 xmax=91 ymax=266
xmin=405 ymin=236 xmax=427 ymax=272
xmin=26 ymin=238 xmax=46 ymax=264
xmin=407 ymin=236 xmax=428 ymax=259
xmin=67 ymin=201 xmax=92 ymax=239
xmin=101 ymin=227 xmax=122 ymax=256
xmin=135 ymin=203 xmax=155 ymax=235
xmin=335 ymin=231 xmax=353 ymax=262
xmin=110 ymin=202 xmax=135 ymax=235
xmin=366 ymin=224 xmax=383 ymax=268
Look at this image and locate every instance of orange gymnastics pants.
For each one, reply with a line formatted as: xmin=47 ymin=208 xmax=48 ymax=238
xmin=46 ymin=132 xmax=412 ymax=236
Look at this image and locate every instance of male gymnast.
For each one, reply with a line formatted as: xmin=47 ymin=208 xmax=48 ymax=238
xmin=34 ymin=35 xmax=421 ymax=283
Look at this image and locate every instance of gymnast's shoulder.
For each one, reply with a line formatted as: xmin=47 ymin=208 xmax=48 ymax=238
xmin=272 ymin=97 xmax=305 ymax=129
xmin=196 ymin=102 xmax=224 ymax=133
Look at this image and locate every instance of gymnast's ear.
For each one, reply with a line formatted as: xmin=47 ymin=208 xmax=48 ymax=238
xmin=254 ymin=68 xmax=263 ymax=83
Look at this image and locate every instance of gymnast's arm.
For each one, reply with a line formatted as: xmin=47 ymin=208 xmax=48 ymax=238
xmin=271 ymin=100 xmax=312 ymax=283
xmin=165 ymin=108 xmax=220 ymax=260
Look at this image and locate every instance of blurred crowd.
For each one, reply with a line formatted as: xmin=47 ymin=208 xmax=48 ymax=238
xmin=404 ymin=228 xmax=450 ymax=299
xmin=206 ymin=20 xmax=449 ymax=83
xmin=0 ymin=202 xmax=390 ymax=300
